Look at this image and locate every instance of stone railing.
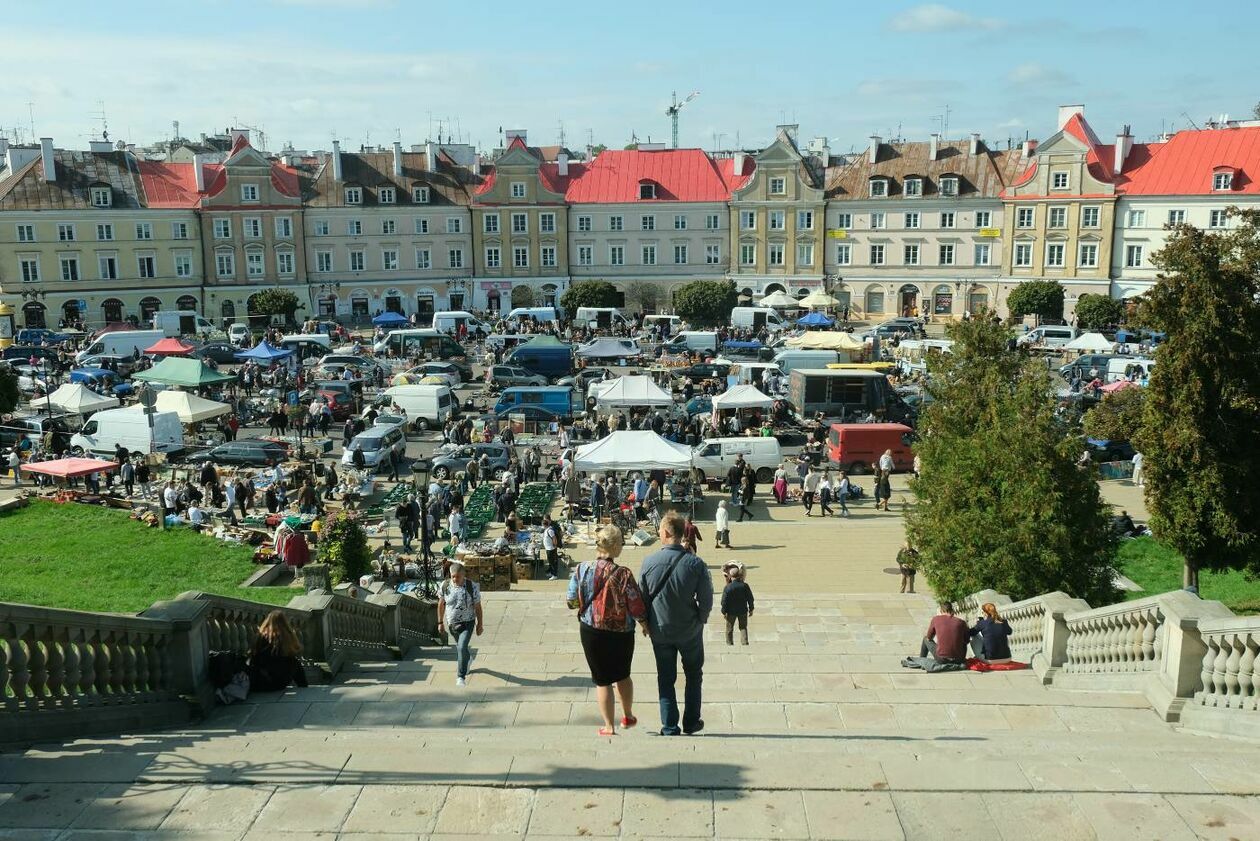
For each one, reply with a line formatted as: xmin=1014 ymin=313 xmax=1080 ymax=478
xmin=1194 ymin=618 xmax=1260 ymax=714
xmin=1064 ymin=596 xmax=1165 ymax=674
xmin=1 ymin=588 xmax=439 ymax=744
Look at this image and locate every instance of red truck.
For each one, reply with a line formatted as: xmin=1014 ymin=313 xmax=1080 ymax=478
xmin=826 ymin=423 xmax=915 ymax=474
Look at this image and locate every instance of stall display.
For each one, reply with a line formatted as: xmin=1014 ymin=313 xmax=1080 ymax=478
xmin=464 ymin=484 xmax=494 ymax=538
xmin=449 ymin=551 xmax=514 ymax=592
xmin=516 ymin=481 xmax=559 ymax=523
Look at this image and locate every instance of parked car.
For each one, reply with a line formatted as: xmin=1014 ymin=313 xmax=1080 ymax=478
xmin=430 ymin=443 xmax=512 ymax=480
xmin=228 ymin=323 xmax=250 ymax=346
xmin=189 ymin=438 xmax=289 ymax=467
xmin=0 ymin=415 xmax=72 ymax=450
xmin=14 ymin=328 xmax=71 ymax=346
xmin=677 ymin=362 xmax=731 ymax=382
xmin=371 ymin=412 xmax=410 ymax=433
xmin=556 ymin=367 xmax=610 ymax=390
xmin=2 ymin=345 xmax=61 ymax=364
xmin=1087 ymin=438 xmax=1135 ymax=463
xmin=489 ymin=364 xmax=548 ymax=388
xmin=341 ymin=425 xmax=408 ymax=469
xmin=405 ymin=361 xmax=463 ymax=388
xmin=76 ymin=353 xmax=138 ymax=376
xmin=316 ymin=390 xmax=354 ymax=420
xmin=316 ymin=354 xmax=388 ymax=377
xmin=195 ymin=342 xmax=242 ymax=365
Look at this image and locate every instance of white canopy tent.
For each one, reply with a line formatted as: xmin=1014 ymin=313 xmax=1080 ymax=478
xmin=128 ymin=390 xmax=230 ymax=423
xmin=711 ymin=384 xmax=774 ymax=411
xmin=574 ymin=430 xmax=692 ymax=472
xmin=799 ymin=289 xmax=841 ymax=309
xmin=593 ymin=375 xmax=673 ymax=410
xmin=1064 ymin=332 xmax=1118 ymax=352
xmin=31 ymin=383 xmax=119 ymax=415
xmin=758 ymin=291 xmax=800 ymax=308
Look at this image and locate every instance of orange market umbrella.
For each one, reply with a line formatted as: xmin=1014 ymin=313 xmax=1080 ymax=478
xmin=144 ymin=337 xmax=194 ymax=356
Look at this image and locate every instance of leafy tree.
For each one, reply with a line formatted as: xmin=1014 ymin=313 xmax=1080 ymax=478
xmin=560 ymin=280 xmax=620 ymax=318
xmin=623 ymin=281 xmax=661 ymax=315
xmin=1073 ymin=293 xmax=1126 ymax=331
xmin=317 ymin=513 xmax=372 ymax=585
xmin=673 ymin=279 xmax=737 ymax=328
xmin=510 ymin=285 xmax=536 ymax=308
xmin=1083 ymin=387 xmax=1147 ymax=442
xmin=590 ymin=144 xmax=608 ymax=156
xmin=0 ymin=366 xmax=18 ymax=414
xmin=1006 ymin=279 xmax=1065 ymax=323
xmin=248 ymin=288 xmax=300 ymax=320
xmin=1253 ymin=101 xmax=1260 ymax=121
xmin=1134 ymin=209 xmax=1260 ymax=588
xmin=906 ymin=317 xmax=1118 ymax=604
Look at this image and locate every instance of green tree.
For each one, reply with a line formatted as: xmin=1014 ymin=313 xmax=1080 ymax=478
xmin=1083 ymin=386 xmax=1147 ymax=441
xmin=248 ymin=288 xmax=300 ymax=321
xmin=1134 ymin=209 xmax=1260 ymax=588
xmin=673 ymin=279 xmax=737 ymax=327
xmin=560 ymin=280 xmax=620 ymax=318
xmin=510 ymin=285 xmax=536 ymax=308
xmin=0 ymin=366 xmax=18 ymax=414
xmin=1006 ymin=279 xmax=1065 ymax=323
xmin=906 ymin=317 xmax=1118 ymax=604
xmin=317 ymin=513 xmax=372 ymax=585
xmin=1073 ymin=293 xmax=1127 ymax=331
xmin=623 ymin=281 xmax=661 ymax=315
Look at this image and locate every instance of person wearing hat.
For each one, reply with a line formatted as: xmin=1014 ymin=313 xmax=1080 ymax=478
xmin=437 ymin=561 xmax=483 ymax=686
xmin=720 ymin=563 xmax=754 ymax=646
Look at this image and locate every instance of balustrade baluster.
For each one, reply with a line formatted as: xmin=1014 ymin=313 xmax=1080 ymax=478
xmin=80 ymin=630 xmax=98 ymax=703
xmin=149 ymin=636 xmax=165 ymax=692
xmin=45 ymin=627 xmax=65 ymax=703
xmin=1199 ymin=638 xmax=1219 ymax=705
xmin=1247 ymin=634 xmax=1260 ymax=712
xmin=95 ymin=631 xmax=113 ymax=698
xmin=121 ymin=634 xmax=138 ymax=695
xmin=134 ymin=634 xmax=150 ymax=694
xmin=26 ymin=627 xmax=48 ymax=704
xmin=62 ymin=629 xmax=81 ymax=704
xmin=1211 ymin=634 xmax=1231 ymax=701
xmin=0 ymin=634 xmax=12 ymax=711
xmin=9 ymin=629 xmax=30 ymax=707
xmin=1224 ymin=633 xmax=1242 ymax=706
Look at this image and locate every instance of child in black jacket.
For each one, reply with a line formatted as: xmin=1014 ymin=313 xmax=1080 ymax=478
xmin=721 ymin=562 xmax=755 ymax=646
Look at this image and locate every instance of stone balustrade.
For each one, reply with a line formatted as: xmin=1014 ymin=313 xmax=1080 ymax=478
xmin=1194 ymin=618 xmax=1260 ymax=712
xmin=1064 ymin=596 xmax=1166 ymax=674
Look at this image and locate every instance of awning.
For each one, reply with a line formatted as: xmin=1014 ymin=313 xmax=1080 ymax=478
xmin=594 ymin=375 xmax=673 ymax=409
xmin=711 ymin=384 xmax=774 ymax=411
xmin=138 ymin=390 xmax=231 ymax=423
xmin=784 ymin=332 xmax=866 ymax=351
xmin=133 ymin=357 xmax=236 ymax=387
xmin=758 ymin=291 xmax=800 ymax=308
xmin=19 ymin=457 xmax=119 ymax=479
xmin=1064 ymin=332 xmax=1117 ymax=352
xmin=797 ymin=312 xmax=835 ymax=327
xmin=1101 ymin=380 xmax=1139 ymax=394
xmin=574 ymin=431 xmax=692 ymax=472
xmin=799 ymin=290 xmax=841 ymax=309
xmin=144 ymin=338 xmax=194 ymax=356
xmin=372 ymin=311 xmax=409 ymax=326
xmin=234 ymin=341 xmax=293 ymax=362
xmin=575 ymin=337 xmax=641 ymax=359
xmin=30 ymin=383 xmax=119 ymax=415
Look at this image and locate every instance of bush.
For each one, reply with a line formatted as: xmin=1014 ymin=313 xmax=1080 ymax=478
xmin=673 ymin=279 xmax=737 ymax=327
xmin=1074 ymin=293 xmax=1127 ymax=331
xmin=317 ymin=514 xmax=372 ymax=585
xmin=560 ymin=280 xmax=620 ymax=318
xmin=1006 ymin=279 xmax=1065 ymax=322
xmin=1083 ymin=387 xmax=1146 ymax=441
xmin=249 ymin=288 xmax=300 ymax=320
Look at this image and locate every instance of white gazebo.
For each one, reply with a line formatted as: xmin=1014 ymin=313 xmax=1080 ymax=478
xmin=711 ymin=384 xmax=775 ymax=411
xmin=758 ymin=291 xmax=800 ymax=308
xmin=593 ymin=375 xmax=673 ymax=410
xmin=31 ymin=383 xmax=119 ymax=416
xmin=1063 ymin=332 xmax=1118 ymax=353
xmin=128 ymin=391 xmax=230 ymax=424
xmin=574 ymin=431 xmax=692 ymax=473
xmin=799 ymin=289 xmax=841 ymax=309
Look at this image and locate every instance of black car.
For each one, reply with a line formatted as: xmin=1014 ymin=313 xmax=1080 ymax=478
xmin=2 ymin=345 xmax=60 ymax=364
xmin=678 ymin=362 xmax=731 ymax=382
xmin=189 ymin=438 xmax=289 ymax=467
xmin=196 ymin=342 xmax=242 ymax=365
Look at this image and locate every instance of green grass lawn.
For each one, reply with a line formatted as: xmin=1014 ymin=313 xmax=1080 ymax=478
xmin=1117 ymin=537 xmax=1260 ymax=614
xmin=0 ymin=501 xmax=297 ymax=614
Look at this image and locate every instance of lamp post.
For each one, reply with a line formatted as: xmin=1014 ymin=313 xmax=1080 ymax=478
xmin=414 ymin=457 xmax=437 ymax=599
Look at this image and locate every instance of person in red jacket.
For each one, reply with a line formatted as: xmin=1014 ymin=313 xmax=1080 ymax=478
xmin=920 ymin=603 xmax=969 ymax=663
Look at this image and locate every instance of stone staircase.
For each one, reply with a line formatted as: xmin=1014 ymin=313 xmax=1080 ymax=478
xmin=3 ymin=590 xmax=1259 ymax=840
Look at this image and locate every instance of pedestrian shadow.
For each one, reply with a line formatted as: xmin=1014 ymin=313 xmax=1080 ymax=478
xmin=469 ymin=668 xmax=591 ymax=688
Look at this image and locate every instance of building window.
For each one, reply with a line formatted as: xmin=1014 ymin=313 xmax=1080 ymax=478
xmin=511 ymin=213 xmax=528 ymax=234
xmin=414 ymin=218 xmax=429 ymax=234
xmin=940 ymin=176 xmax=958 ymax=197
xmin=1045 ymin=243 xmax=1065 ymax=267
xmin=869 ymin=244 xmax=885 ymax=265
xmin=512 ymin=247 xmax=528 ymax=268
xmin=345 ymin=187 xmax=362 ymax=204
xmin=382 ymin=249 xmax=399 ymax=271
xmin=706 ymin=213 xmax=719 ymax=230
xmin=940 ymin=212 xmax=955 ymax=229
xmin=973 ymin=243 xmax=991 ymax=266
xmin=768 ymin=244 xmax=784 ymax=266
xmin=642 ymin=244 xmax=657 ymax=265
xmin=413 ymin=186 xmax=430 ymax=203
xmin=172 ymin=221 xmax=189 ymax=239
xmin=674 ymin=214 xmax=687 ymax=230
xmin=316 ymin=251 xmax=332 ymax=272
xmin=243 ymin=218 xmax=261 ymax=239
xmin=137 ymin=255 xmax=156 ymax=278
xmin=1081 ymin=206 xmax=1100 ymax=228
xmin=416 ymin=248 xmax=431 ymax=269
xmin=57 ymin=223 xmax=75 ymax=241
xmin=265 ymin=216 xmax=289 ymax=239
xmin=1016 ymin=207 xmax=1035 ymax=228
xmin=541 ymin=245 xmax=557 ymax=267
xmin=215 ymin=253 xmax=234 ymax=277
xmin=347 ymin=219 xmax=362 ymax=236
xmin=669 ymin=244 xmax=686 ymax=265
xmin=939 ymin=244 xmax=955 ymax=265
xmin=835 ymin=243 xmax=851 ymax=265
xmin=740 ymin=210 xmax=756 ymax=230
xmin=1014 ymin=243 xmax=1032 ymax=267
xmin=577 ymin=246 xmax=592 ymax=266
xmin=484 ymin=214 xmax=500 ymax=234
xmin=871 ymin=212 xmax=885 ymax=230
xmin=1125 ymin=244 xmax=1144 ymax=267
xmin=16 ymin=224 xmax=35 ymax=243
xmin=540 ymin=213 xmax=556 ymax=233
xmin=246 ymin=252 xmax=264 ymax=277
xmin=1213 ymin=172 xmax=1233 ymax=191
xmin=175 ymin=254 xmax=192 ymax=277
xmin=379 ymin=187 xmax=395 ymax=204
xmin=869 ymin=178 xmax=887 ymax=197
xmin=99 ymin=254 xmax=118 ymax=280
xmin=313 ymin=220 xmax=329 ymax=236
xmin=1167 ymin=209 xmax=1186 ymax=226
xmin=933 ymin=285 xmax=954 ymax=315
xmin=865 ymin=289 xmax=885 ymax=314
xmin=577 ymin=215 xmax=592 ymax=232
xmin=639 ymin=183 xmax=656 ymax=199
xmin=277 ymin=251 xmax=295 ymax=274
xmin=211 ymin=218 xmax=229 ymax=239
xmin=610 ymin=245 xmax=625 ymax=266
xmin=241 ymin=184 xmax=259 ymax=202
xmin=349 ymin=250 xmax=365 ymax=271
xmin=797 ymin=210 xmax=814 ymax=230
xmin=1051 ymin=171 xmax=1069 ymax=190
xmin=769 ymin=210 xmax=785 ymax=230
xmin=1078 ymin=243 xmax=1098 ymax=268
xmin=904 ymin=212 xmax=920 ymax=229
xmin=1210 ymin=209 xmax=1228 ymax=228
xmin=904 ymin=244 xmax=920 ymax=266
xmin=60 ymin=256 xmax=79 ymax=281
xmin=1048 ymin=207 xmax=1067 ymax=228
xmin=609 ymin=215 xmax=623 ymax=232
xmin=510 ymin=182 xmax=526 ymax=198
xmin=904 ymin=177 xmax=922 ymax=197
xmin=705 ymin=244 xmax=721 ymax=264
xmin=797 ymin=243 xmax=813 ymax=266
xmin=381 ymin=218 xmax=396 ymax=235
xmin=740 ymin=244 xmax=755 ymax=265
xmin=446 ymin=217 xmax=462 ymax=234
xmin=975 ymin=211 xmax=991 ymax=228
xmin=485 ymin=247 xmax=501 ymax=269
xmin=1127 ymin=209 xmax=1146 ymax=227
xmin=835 ymin=212 xmax=852 ymax=229
xmin=769 ymin=177 xmax=786 ymax=194
xmin=641 ymin=215 xmax=655 ymax=231
xmin=91 ymin=188 xmax=111 ymax=207
xmin=449 ymin=248 xmax=465 ymax=269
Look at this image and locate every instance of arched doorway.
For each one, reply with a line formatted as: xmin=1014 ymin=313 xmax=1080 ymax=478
xmin=101 ymin=298 xmax=124 ymax=324
xmin=416 ymin=291 xmax=435 ymax=324
xmin=511 ymin=284 xmax=535 ymax=308
xmin=350 ymin=293 xmax=370 ymax=322
xmin=932 ymin=284 xmax=954 ymax=316
xmin=763 ymin=283 xmax=786 ymax=296
xmin=485 ymin=289 xmax=501 ymax=313
xmin=176 ymin=295 xmax=198 ymax=311
xmin=139 ymin=297 xmax=162 ymax=322
xmin=864 ymin=286 xmax=885 ymax=316
xmin=221 ymin=300 xmax=236 ymax=322
xmin=738 ymin=287 xmax=754 ymax=302
xmin=541 ymin=284 xmax=558 ymax=308
xmin=22 ymin=302 xmax=47 ymax=328
xmin=62 ymin=300 xmax=82 ymax=327
xmin=383 ymin=289 xmax=403 ymax=314
xmin=898 ymin=284 xmax=920 ymax=317
xmin=796 ymin=288 xmax=811 ymax=299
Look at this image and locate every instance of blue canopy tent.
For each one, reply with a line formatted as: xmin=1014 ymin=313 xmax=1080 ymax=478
xmin=372 ymin=311 xmax=409 ymax=327
xmin=797 ymin=311 xmax=835 ymax=328
xmin=233 ymin=341 xmax=294 ymax=362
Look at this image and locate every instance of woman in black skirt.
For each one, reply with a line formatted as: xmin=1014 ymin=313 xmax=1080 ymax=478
xmin=566 ymin=524 xmax=648 ymax=736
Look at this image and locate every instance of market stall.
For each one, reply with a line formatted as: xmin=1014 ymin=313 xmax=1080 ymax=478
xmin=797 ymin=311 xmax=835 ymax=328
xmin=133 ymin=357 xmax=237 ymax=388
xmin=575 ymin=337 xmax=642 ymax=361
xmin=799 ymin=290 xmax=841 ymax=310
xmin=711 ymin=384 xmax=774 ymax=431
xmin=784 ymin=331 xmax=865 ymax=355
xmin=1063 ymin=332 xmax=1118 ymax=353
xmin=758 ymin=291 xmax=800 ymax=309
xmin=144 ymin=338 xmax=195 ymax=357
xmin=234 ymin=341 xmax=294 ymax=364
xmin=30 ymin=383 xmax=119 ymax=416
xmin=592 ymin=375 xmax=673 ymax=412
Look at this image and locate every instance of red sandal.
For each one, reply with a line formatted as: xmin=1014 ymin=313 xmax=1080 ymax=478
xmin=598 ymin=727 xmax=617 ymax=736
xmin=621 ymin=715 xmax=637 ymax=729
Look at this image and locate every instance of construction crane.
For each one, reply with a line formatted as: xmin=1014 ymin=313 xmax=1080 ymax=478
xmin=666 ymin=91 xmax=700 ymax=149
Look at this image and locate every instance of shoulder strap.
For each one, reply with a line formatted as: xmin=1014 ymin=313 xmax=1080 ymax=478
xmin=645 ymin=547 xmax=688 ymax=605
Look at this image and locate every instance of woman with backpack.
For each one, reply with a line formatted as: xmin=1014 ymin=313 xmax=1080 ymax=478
xmin=566 ymin=524 xmax=648 ymax=736
xmin=437 ymin=561 xmax=483 ymax=686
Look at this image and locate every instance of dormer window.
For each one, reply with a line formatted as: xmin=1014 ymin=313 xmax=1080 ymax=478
xmin=379 ymin=187 xmax=395 ymax=204
xmin=412 ymin=186 xmax=430 ymax=203
xmin=904 ymin=177 xmax=922 ymax=197
xmin=510 ymin=182 xmax=526 ymax=198
xmin=1213 ymin=171 xmax=1234 ymax=191
xmin=345 ymin=186 xmax=362 ymax=204
xmin=1051 ymin=171 xmax=1069 ymax=190
xmin=940 ymin=176 xmax=959 ymax=197
xmin=869 ymin=178 xmax=887 ymax=198
xmin=90 ymin=187 xmax=111 ymax=208
xmin=240 ymin=183 xmax=259 ymax=202
xmin=639 ymin=181 xmax=657 ymax=200
xmin=769 ymin=177 xmax=786 ymax=194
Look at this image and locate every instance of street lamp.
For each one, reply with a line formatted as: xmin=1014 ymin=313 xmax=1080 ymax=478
xmin=414 ymin=457 xmax=437 ymax=599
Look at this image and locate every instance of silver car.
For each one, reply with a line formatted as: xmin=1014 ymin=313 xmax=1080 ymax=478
xmin=430 ymin=443 xmax=511 ymax=480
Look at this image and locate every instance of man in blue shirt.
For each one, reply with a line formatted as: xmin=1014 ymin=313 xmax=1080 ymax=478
xmin=639 ymin=511 xmax=714 ymax=736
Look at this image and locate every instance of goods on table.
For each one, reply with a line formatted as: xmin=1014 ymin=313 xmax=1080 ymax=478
xmin=463 ymin=484 xmax=494 ymax=538
xmin=451 ymin=552 xmax=513 ymax=592
xmin=516 ymin=481 xmax=558 ymax=524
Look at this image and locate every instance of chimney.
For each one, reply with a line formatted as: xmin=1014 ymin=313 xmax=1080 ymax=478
xmin=557 ymin=151 xmax=569 ymax=177
xmin=193 ymin=153 xmax=207 ymax=192
xmin=331 ymin=140 xmax=343 ymax=181
xmin=229 ymin=127 xmax=249 ymax=147
xmin=1021 ymin=139 xmax=1038 ymax=160
xmin=392 ymin=141 xmax=403 ymax=177
xmin=425 ymin=142 xmax=438 ymax=173
xmin=929 ymin=133 xmax=940 ymax=161
xmin=732 ymin=151 xmax=746 ymax=176
xmin=1114 ymin=125 xmax=1133 ymax=175
xmin=969 ymin=133 xmax=981 ymax=156
xmin=1057 ymin=104 xmax=1085 ymax=129
xmin=585 ymin=144 xmax=595 ymax=162
xmin=0 ymin=137 xmax=8 ymax=155
xmin=868 ymin=135 xmax=881 ymax=164
xmin=40 ymin=137 xmax=55 ymax=181
xmin=88 ymin=139 xmax=113 ymax=154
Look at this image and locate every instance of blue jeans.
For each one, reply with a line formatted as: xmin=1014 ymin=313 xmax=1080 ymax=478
xmin=652 ymin=631 xmax=704 ymax=735
xmin=451 ymin=622 xmax=474 ymax=678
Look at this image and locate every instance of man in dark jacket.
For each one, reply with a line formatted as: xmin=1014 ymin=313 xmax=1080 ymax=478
xmin=726 ymin=456 xmax=746 ymax=505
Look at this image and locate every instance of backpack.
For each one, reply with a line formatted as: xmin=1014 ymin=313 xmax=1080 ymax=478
xmin=579 ymin=562 xmax=630 ymax=631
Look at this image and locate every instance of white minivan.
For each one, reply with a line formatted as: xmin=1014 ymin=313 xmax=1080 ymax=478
xmin=662 ymin=331 xmax=720 ymax=354
xmin=71 ymin=408 xmax=185 ymax=458
xmin=505 ymin=306 xmax=560 ymax=324
xmin=1016 ymin=325 xmax=1079 ymax=348
xmin=432 ymin=310 xmax=491 ymax=335
xmin=641 ymin=314 xmax=683 ymax=336
xmin=1105 ymin=357 xmax=1155 ymax=384
xmin=691 ymin=437 xmax=783 ymax=484
xmin=731 ymin=306 xmax=788 ymax=332
xmin=575 ymin=307 xmax=631 ymax=330
xmin=380 ymin=384 xmax=457 ymax=430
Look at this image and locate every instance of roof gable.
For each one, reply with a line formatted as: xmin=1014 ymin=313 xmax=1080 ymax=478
xmin=564 ymin=149 xmax=737 ymax=203
xmin=1119 ymin=126 xmax=1260 ymax=196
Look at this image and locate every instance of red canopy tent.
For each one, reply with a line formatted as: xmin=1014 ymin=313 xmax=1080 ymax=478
xmin=144 ymin=337 xmax=194 ymax=356
xmin=19 ymin=458 xmax=120 ymax=479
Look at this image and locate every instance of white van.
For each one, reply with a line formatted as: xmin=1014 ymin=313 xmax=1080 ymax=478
xmin=691 ymin=437 xmax=783 ymax=484
xmin=278 ymin=333 xmax=333 ymax=363
xmin=75 ymin=329 xmax=165 ymax=365
xmin=1016 ymin=325 xmax=1079 ymax=348
xmin=575 ymin=307 xmax=631 ymax=330
xmin=773 ymin=349 xmax=841 ymax=375
xmin=1105 ymin=357 xmax=1155 ymax=384
xmin=341 ymin=425 xmax=408 ymax=469
xmin=506 ymin=306 xmax=560 ymax=324
xmin=71 ymin=408 xmax=184 ymax=458
xmin=151 ymin=311 xmax=222 ymax=339
xmin=731 ymin=306 xmax=788 ymax=332
xmin=380 ymin=384 xmax=457 ymax=430
xmin=724 ymin=361 xmax=783 ymax=387
xmin=227 ymin=323 xmax=250 ymax=346
xmin=641 ymin=314 xmax=683 ymax=336
xmin=432 ymin=310 xmax=491 ymax=335
xmin=662 ymin=331 xmax=720 ymax=354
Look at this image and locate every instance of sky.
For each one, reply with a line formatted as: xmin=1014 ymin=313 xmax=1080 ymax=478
xmin=2 ymin=0 xmax=1257 ymax=157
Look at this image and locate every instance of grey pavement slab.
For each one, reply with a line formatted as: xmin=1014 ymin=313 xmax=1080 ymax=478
xmin=434 ymin=786 xmax=533 ymax=835
xmin=249 ymin=783 xmax=360 ymax=833
xmin=339 ymin=783 xmax=447 ymax=834
xmin=158 ymin=784 xmax=275 ymax=832
xmin=1073 ymin=792 xmax=1198 ymax=841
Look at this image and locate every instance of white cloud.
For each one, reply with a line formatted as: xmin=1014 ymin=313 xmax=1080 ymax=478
xmin=887 ymin=4 xmax=1005 ymax=33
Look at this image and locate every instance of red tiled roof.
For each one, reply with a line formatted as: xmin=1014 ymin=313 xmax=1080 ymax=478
xmin=1118 ymin=126 xmax=1260 ymax=195
xmin=137 ymin=158 xmax=300 ymax=208
xmin=563 ymin=149 xmax=750 ymax=203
